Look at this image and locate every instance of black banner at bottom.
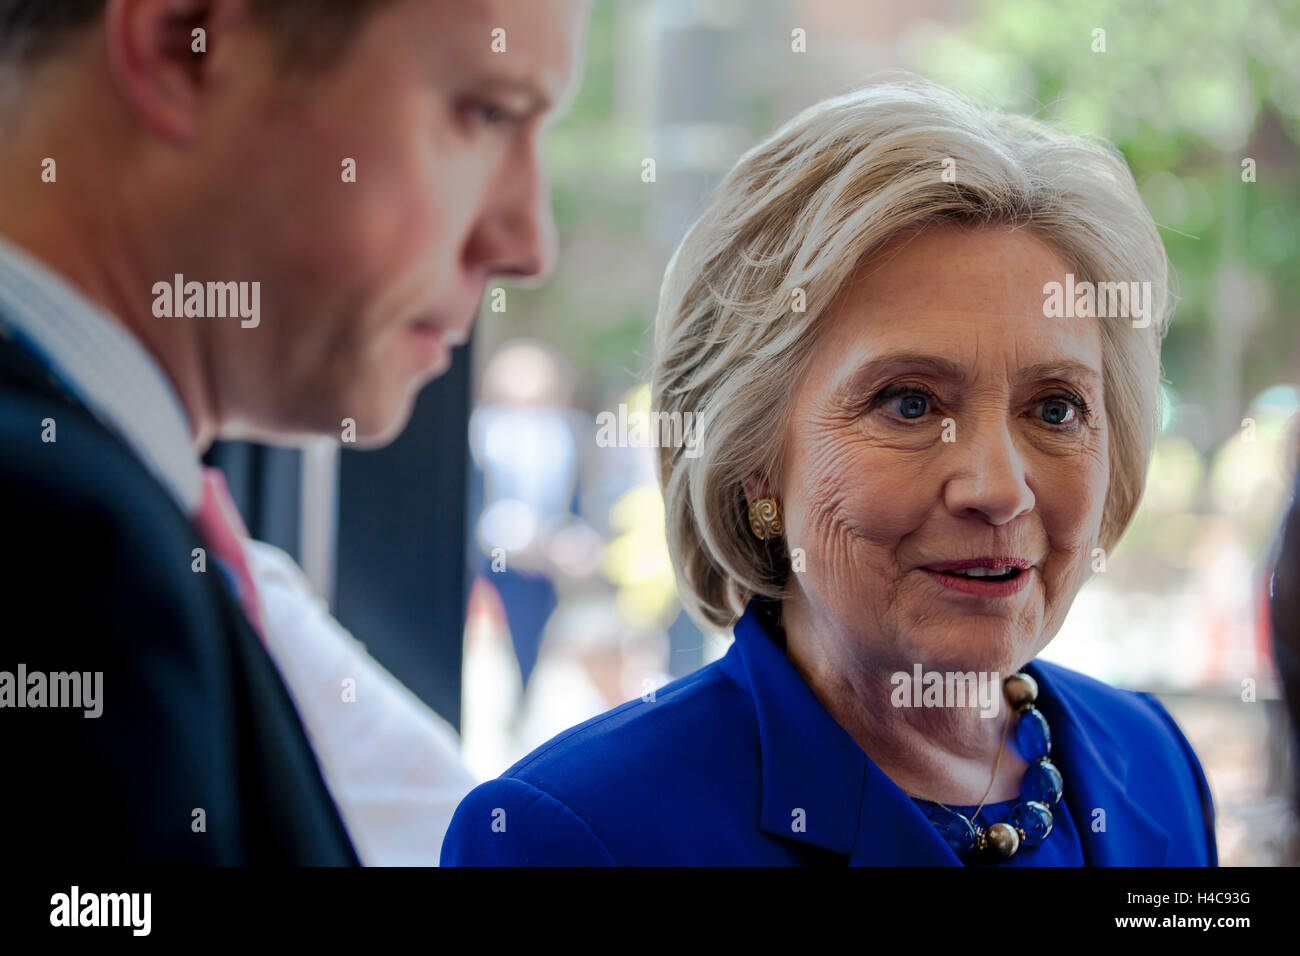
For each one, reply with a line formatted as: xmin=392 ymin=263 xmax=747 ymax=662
xmin=2 ymin=865 xmax=1283 ymax=943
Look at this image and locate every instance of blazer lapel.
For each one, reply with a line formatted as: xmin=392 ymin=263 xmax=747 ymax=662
xmin=733 ymin=604 xmax=1172 ymax=865
xmin=845 ymin=760 xmax=966 ymax=866
xmin=1024 ymin=660 xmax=1172 ymax=865
xmin=216 ymin=583 xmax=360 ymax=864
xmin=731 ymin=604 xmax=963 ymax=865
xmin=0 ymin=325 xmax=83 ymax=408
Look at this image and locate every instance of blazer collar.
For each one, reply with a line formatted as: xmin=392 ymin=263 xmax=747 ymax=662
xmin=1028 ymin=658 xmax=1173 ymax=865
xmin=0 ymin=234 xmax=202 ymax=515
xmin=722 ymin=599 xmax=1172 ymax=865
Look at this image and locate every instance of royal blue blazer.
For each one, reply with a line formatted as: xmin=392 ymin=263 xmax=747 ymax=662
xmin=441 ymin=600 xmax=1217 ymax=865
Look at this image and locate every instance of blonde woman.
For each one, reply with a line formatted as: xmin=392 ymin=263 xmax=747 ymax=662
xmin=442 ymin=77 xmax=1216 ymax=866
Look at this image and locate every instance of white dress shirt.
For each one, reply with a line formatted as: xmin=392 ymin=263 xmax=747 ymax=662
xmin=0 ymin=232 xmax=475 ymax=865
xmin=244 ymin=540 xmax=477 ymax=865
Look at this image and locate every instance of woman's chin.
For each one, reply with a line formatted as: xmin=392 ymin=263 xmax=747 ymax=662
xmin=901 ymin=625 xmax=1032 ymax=674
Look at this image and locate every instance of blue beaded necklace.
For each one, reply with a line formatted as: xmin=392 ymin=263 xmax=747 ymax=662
xmin=909 ymin=671 xmax=1064 ymax=862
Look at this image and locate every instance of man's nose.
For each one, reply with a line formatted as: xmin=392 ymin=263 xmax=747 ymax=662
xmin=466 ymin=147 xmax=558 ymax=284
xmin=942 ymin=416 xmax=1036 ymax=526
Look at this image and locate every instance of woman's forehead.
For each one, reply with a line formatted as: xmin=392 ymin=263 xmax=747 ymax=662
xmin=818 ymin=227 xmax=1104 ymax=376
xmin=839 ymin=224 xmax=1069 ymax=309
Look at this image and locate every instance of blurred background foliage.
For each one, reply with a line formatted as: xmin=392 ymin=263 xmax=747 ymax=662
xmin=487 ymin=0 xmax=1298 ymax=455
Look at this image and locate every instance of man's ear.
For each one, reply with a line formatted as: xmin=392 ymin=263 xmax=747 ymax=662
xmin=104 ymin=0 xmax=252 ymax=144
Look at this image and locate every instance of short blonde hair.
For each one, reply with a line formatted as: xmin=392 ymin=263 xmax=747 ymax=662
xmin=652 ymin=75 xmax=1171 ymax=630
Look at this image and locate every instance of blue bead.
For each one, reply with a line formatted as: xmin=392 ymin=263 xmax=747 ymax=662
xmin=1009 ymin=801 xmax=1054 ymax=846
xmin=926 ymin=805 xmax=977 ymax=856
xmin=1023 ymin=759 xmax=1063 ymax=805
xmin=1014 ymin=706 xmax=1051 ymax=761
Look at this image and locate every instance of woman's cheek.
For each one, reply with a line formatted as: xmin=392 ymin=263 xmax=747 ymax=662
xmin=786 ymin=430 xmax=929 ymax=586
xmin=1043 ymin=437 xmax=1108 ymax=550
xmin=1036 ymin=452 xmax=1108 ymax=626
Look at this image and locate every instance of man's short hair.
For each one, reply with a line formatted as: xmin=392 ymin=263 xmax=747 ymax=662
xmin=0 ymin=0 xmax=399 ymax=71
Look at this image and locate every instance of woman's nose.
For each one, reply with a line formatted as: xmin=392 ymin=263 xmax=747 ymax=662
xmin=941 ymin=418 xmax=1036 ymax=525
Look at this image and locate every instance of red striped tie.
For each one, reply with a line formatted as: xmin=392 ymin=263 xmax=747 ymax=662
xmin=192 ymin=465 xmax=266 ymax=639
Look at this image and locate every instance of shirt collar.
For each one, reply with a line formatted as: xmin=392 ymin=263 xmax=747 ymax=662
xmin=721 ymin=598 xmax=1172 ymax=865
xmin=0 ymin=233 xmax=202 ymax=514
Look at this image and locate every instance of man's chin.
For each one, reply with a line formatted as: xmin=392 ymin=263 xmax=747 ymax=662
xmin=220 ymin=395 xmax=417 ymax=450
xmin=349 ymin=412 xmax=412 ymax=449
xmin=341 ymin=392 xmax=419 ymax=449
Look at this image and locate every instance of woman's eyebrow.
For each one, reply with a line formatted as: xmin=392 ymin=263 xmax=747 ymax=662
xmin=833 ymin=353 xmax=1102 ymax=401
xmin=1018 ymin=361 xmax=1103 ymax=386
xmin=835 ymin=353 xmax=970 ymax=400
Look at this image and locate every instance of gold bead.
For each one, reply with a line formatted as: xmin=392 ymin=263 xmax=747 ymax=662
xmin=1003 ymin=672 xmax=1038 ymax=708
xmin=985 ymin=822 xmax=1020 ymax=858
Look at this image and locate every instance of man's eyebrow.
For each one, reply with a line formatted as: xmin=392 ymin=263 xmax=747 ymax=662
xmin=470 ymin=75 xmax=556 ymax=114
xmin=834 ymin=352 xmax=1102 ymax=400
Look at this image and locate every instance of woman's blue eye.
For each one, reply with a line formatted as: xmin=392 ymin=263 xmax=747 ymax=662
xmin=1040 ymin=393 xmax=1092 ymax=428
xmin=871 ymin=385 xmax=1089 ymax=429
xmin=1041 ymin=399 xmax=1074 ymax=425
xmin=874 ymin=385 xmax=933 ymax=420
xmin=895 ymin=394 xmax=929 ymax=419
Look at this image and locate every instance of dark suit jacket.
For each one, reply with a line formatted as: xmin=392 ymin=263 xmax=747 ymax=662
xmin=442 ymin=598 xmax=1217 ymax=866
xmin=0 ymin=331 xmax=359 ymax=865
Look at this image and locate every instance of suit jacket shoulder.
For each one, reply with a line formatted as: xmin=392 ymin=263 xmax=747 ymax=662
xmin=442 ymin=658 xmax=759 ymax=865
xmin=0 ymin=357 xmax=358 ymax=865
xmin=1029 ymin=658 xmax=1218 ymax=865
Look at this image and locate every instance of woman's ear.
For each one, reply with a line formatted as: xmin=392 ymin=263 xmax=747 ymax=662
xmin=742 ymin=475 xmax=773 ymax=504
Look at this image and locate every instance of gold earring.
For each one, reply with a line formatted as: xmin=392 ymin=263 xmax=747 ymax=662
xmin=748 ymin=498 xmax=784 ymax=540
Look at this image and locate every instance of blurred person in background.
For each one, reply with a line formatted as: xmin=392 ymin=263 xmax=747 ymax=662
xmin=469 ymin=340 xmax=586 ymax=689
xmin=463 ymin=367 xmax=679 ymax=777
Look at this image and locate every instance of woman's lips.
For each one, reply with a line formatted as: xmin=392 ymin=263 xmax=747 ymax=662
xmin=921 ymin=566 xmax=1033 ymax=598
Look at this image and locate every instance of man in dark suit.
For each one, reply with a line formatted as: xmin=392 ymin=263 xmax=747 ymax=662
xmin=0 ymin=0 xmax=584 ymax=864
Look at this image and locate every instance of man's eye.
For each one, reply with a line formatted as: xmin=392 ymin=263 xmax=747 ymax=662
xmin=461 ymin=100 xmax=513 ymax=129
